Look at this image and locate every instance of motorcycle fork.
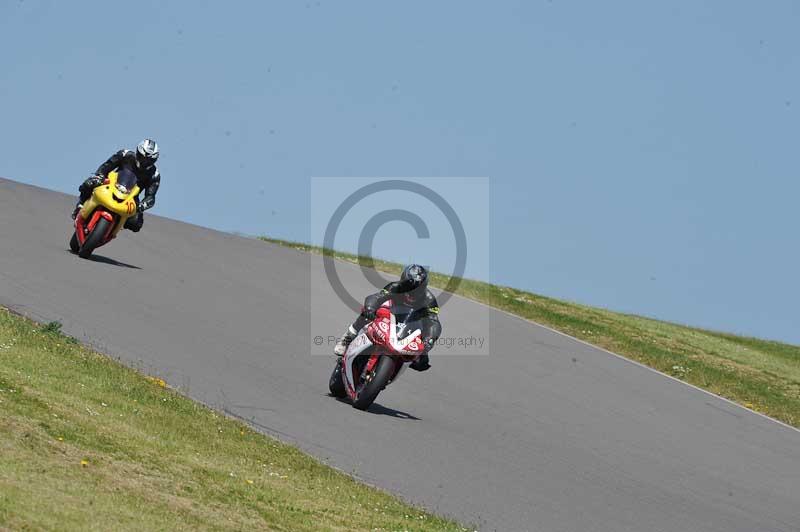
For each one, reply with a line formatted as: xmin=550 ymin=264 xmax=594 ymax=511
xmin=357 ymin=353 xmax=381 ymax=387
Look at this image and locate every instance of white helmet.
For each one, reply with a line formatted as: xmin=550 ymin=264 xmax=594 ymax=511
xmin=136 ymin=138 xmax=159 ymax=166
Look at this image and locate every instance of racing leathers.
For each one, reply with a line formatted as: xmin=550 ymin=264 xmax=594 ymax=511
xmin=334 ymin=282 xmax=442 ymax=371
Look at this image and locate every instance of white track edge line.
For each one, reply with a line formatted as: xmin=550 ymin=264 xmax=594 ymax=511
xmin=446 ymin=289 xmax=800 ymax=435
xmin=267 ymin=242 xmax=800 ymax=434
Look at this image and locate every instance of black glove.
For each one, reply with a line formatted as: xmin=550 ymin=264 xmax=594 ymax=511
xmin=82 ymin=175 xmax=104 ymax=191
xmin=138 ymin=197 xmax=154 ymax=212
xmin=363 ymin=306 xmax=377 ymax=320
xmin=410 ymin=353 xmax=431 ymax=372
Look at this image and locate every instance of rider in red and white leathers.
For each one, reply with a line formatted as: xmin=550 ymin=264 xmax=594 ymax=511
xmin=333 ymin=264 xmax=441 ymax=371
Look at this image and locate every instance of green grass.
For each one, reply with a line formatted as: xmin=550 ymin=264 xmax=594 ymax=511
xmin=0 ymin=308 xmax=468 ymax=531
xmin=260 ymin=236 xmax=800 ymax=428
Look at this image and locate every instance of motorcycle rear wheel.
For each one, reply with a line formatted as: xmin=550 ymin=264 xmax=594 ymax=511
xmin=78 ymin=217 xmax=111 ymax=259
xmin=352 ymin=356 xmax=395 ymax=411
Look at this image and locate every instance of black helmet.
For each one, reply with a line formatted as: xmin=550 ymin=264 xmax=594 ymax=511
xmin=399 ymin=264 xmax=428 ymax=293
xmin=135 ymin=138 xmax=159 ymax=167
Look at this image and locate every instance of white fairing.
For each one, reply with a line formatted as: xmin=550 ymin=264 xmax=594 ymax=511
xmin=343 ymin=328 xmax=373 ymax=393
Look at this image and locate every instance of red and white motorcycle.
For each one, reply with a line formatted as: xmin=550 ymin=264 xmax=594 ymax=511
xmin=329 ymin=301 xmax=426 ymax=410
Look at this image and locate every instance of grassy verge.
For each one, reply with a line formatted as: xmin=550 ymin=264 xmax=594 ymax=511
xmin=261 ymin=236 xmax=800 ymax=428
xmin=0 ymin=308 xmax=467 ymax=531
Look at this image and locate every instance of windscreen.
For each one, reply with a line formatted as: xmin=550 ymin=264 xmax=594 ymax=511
xmin=115 ymin=168 xmax=138 ymax=193
xmin=391 ymin=304 xmax=425 ymax=340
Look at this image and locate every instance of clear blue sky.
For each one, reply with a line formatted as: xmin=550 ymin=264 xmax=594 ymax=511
xmin=1 ymin=1 xmax=798 ymax=343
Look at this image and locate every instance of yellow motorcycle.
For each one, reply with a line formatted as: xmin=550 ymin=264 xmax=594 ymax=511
xmin=69 ymin=168 xmax=140 ymax=258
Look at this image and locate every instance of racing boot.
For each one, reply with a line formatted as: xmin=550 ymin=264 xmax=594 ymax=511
xmin=71 ymin=202 xmax=83 ymax=220
xmin=410 ymin=352 xmax=431 ymax=372
xmin=333 ymin=325 xmax=358 ymax=356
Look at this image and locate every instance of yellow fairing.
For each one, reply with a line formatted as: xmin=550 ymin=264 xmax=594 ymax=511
xmin=79 ymin=171 xmax=140 ymax=237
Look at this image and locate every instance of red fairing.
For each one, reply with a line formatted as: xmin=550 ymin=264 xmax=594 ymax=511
xmin=74 ymin=214 xmax=87 ymax=245
xmin=366 ymin=319 xmax=386 ymax=344
xmin=77 ymin=209 xmax=116 ymax=247
xmin=341 ymin=299 xmax=424 ymax=403
xmin=86 ymin=211 xmax=102 ymax=232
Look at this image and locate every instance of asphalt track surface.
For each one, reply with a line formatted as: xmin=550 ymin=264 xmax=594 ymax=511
xmin=1 ymin=178 xmax=799 ymax=531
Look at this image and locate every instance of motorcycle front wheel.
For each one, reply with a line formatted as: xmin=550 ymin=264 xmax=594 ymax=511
xmin=79 ymin=217 xmax=111 ymax=259
xmin=328 ymin=359 xmax=347 ymax=398
xmin=352 ymin=355 xmax=396 ymax=411
xmin=69 ymin=232 xmax=79 ymax=253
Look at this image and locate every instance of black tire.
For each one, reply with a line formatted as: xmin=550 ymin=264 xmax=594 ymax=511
xmin=328 ymin=359 xmax=347 ymax=398
xmin=352 ymin=356 xmax=396 ymax=411
xmin=78 ymin=217 xmax=112 ymax=259
xmin=69 ymin=232 xmax=79 ymax=253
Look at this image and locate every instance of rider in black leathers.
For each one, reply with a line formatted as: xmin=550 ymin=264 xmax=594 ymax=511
xmin=72 ymin=139 xmax=161 ymax=232
xmin=334 ymin=264 xmax=441 ymax=371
